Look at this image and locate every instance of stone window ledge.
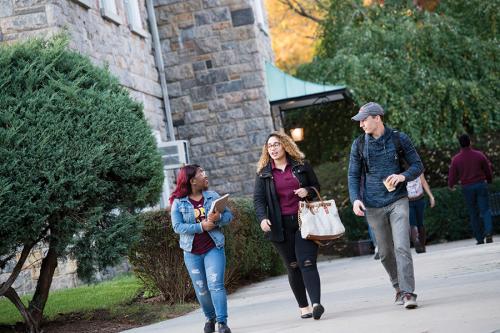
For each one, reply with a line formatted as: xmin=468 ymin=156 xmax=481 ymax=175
xmin=100 ymin=7 xmax=122 ymax=25
xmin=71 ymin=0 xmax=92 ymax=9
xmin=130 ymin=25 xmax=148 ymax=38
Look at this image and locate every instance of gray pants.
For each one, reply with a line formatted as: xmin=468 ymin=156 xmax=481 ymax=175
xmin=366 ymin=197 xmax=415 ymax=294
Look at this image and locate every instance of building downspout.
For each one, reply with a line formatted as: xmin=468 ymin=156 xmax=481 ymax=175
xmin=145 ymin=0 xmax=175 ymax=141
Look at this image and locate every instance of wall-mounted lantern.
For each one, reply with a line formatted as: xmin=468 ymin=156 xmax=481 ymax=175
xmin=290 ymin=128 xmax=304 ymax=142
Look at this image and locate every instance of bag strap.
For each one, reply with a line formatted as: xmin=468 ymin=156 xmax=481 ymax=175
xmin=308 ymin=186 xmax=325 ymax=203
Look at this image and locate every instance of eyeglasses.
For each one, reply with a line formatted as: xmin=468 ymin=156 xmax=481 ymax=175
xmin=267 ymin=142 xmax=281 ymax=149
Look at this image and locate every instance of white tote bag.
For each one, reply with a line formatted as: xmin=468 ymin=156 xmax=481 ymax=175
xmin=299 ymin=188 xmax=345 ymax=242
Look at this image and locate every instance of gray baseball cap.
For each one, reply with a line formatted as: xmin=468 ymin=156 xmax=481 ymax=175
xmin=351 ymin=102 xmax=385 ymax=121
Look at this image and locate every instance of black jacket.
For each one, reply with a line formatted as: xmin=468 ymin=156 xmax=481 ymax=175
xmin=253 ymin=157 xmax=320 ymax=242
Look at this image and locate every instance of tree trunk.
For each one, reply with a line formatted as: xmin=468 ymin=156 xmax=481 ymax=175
xmin=28 ymin=241 xmax=59 ymax=331
xmin=4 ymin=286 xmax=38 ymax=333
xmin=0 ymin=242 xmax=35 ymax=296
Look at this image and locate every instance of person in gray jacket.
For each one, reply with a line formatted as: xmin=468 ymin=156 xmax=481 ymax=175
xmin=348 ymin=102 xmax=424 ymax=309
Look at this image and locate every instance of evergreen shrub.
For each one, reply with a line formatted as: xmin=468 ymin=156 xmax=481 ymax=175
xmin=129 ymin=198 xmax=285 ymax=304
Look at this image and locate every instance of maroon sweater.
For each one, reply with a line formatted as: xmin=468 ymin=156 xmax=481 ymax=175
xmin=189 ymin=197 xmax=215 ymax=255
xmin=448 ymin=147 xmax=493 ymax=187
xmin=272 ymin=161 xmax=300 ymax=215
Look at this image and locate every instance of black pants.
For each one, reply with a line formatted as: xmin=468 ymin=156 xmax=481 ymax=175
xmin=272 ymin=214 xmax=321 ymax=307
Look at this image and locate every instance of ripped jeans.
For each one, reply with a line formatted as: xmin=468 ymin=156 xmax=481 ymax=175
xmin=184 ymin=247 xmax=228 ymax=323
xmin=272 ymin=214 xmax=321 ymax=308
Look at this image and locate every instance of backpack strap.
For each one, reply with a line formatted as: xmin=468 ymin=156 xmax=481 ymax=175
xmin=356 ymin=134 xmax=368 ymax=174
xmin=391 ymin=130 xmax=407 ymax=172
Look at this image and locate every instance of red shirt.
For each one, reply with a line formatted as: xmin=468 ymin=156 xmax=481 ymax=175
xmin=272 ymin=161 xmax=300 ymax=215
xmin=448 ymin=147 xmax=493 ymax=187
xmin=189 ymin=197 xmax=215 ymax=255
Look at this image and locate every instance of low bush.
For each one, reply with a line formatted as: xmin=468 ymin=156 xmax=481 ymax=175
xmin=424 ymin=178 xmax=500 ymax=242
xmin=335 ymin=178 xmax=500 ymax=244
xmin=224 ymin=198 xmax=285 ymax=289
xmin=128 ymin=211 xmax=193 ymax=305
xmin=129 ymin=198 xmax=284 ymax=304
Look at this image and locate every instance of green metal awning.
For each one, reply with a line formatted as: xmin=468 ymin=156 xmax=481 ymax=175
xmin=265 ymin=62 xmax=347 ymax=111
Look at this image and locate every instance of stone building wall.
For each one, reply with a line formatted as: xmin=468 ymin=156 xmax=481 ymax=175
xmin=156 ymin=0 xmax=275 ymax=195
xmin=0 ymin=0 xmax=166 ymax=137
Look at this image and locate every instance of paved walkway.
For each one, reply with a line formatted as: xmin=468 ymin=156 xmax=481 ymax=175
xmin=123 ymin=238 xmax=500 ymax=333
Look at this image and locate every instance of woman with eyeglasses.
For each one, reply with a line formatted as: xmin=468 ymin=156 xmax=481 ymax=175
xmin=170 ymin=165 xmax=233 ymax=333
xmin=253 ymin=132 xmax=325 ymax=320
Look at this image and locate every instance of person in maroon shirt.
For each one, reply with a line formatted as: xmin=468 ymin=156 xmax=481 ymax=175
xmin=253 ymin=132 xmax=325 ymax=320
xmin=448 ymin=134 xmax=493 ymax=244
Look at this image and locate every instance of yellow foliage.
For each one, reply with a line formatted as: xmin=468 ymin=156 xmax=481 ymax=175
xmin=264 ymin=0 xmax=321 ymax=73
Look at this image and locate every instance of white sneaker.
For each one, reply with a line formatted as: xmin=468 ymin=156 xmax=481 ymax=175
xmin=403 ymin=293 xmax=418 ymax=309
xmin=394 ymin=291 xmax=404 ymax=305
xmin=373 ymin=246 xmax=380 ymax=260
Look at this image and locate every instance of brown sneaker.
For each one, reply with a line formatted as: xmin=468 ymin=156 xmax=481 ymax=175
xmin=403 ymin=293 xmax=418 ymax=309
xmin=486 ymin=235 xmax=493 ymax=243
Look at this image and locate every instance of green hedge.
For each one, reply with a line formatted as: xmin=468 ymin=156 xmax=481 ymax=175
xmin=424 ymin=178 xmax=500 ymax=242
xmin=224 ymin=198 xmax=285 ymax=287
xmin=129 ymin=198 xmax=284 ymax=304
xmin=337 ymin=178 xmax=500 ymax=243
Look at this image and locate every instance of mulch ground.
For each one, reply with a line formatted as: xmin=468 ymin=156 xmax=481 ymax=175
xmin=0 ymin=312 xmax=140 ymax=333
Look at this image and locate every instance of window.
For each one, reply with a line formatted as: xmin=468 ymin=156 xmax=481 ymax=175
xmin=124 ymin=0 xmax=147 ymax=37
xmin=100 ymin=0 xmax=122 ymax=24
xmin=253 ymin=0 xmax=268 ymax=33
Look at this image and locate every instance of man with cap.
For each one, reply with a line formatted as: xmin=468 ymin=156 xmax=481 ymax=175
xmin=347 ymin=102 xmax=424 ymax=309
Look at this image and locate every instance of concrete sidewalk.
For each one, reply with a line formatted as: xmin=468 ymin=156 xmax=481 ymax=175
xmin=123 ymin=238 xmax=500 ymax=333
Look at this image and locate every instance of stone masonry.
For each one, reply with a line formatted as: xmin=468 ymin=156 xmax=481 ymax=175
xmin=155 ymin=0 xmax=275 ymax=195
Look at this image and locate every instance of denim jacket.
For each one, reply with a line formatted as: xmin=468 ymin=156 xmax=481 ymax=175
xmin=171 ymin=191 xmax=233 ymax=252
xmin=348 ymin=127 xmax=423 ymax=208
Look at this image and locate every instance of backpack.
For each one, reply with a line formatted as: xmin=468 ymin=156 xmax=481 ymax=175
xmin=356 ymin=130 xmax=407 ymax=175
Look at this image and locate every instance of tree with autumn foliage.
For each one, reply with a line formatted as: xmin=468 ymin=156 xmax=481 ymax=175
xmin=264 ymin=0 xmax=328 ymax=72
xmin=296 ymin=0 xmax=499 ymax=148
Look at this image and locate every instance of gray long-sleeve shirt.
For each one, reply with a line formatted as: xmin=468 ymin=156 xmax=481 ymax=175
xmin=348 ymin=127 xmax=424 ymax=208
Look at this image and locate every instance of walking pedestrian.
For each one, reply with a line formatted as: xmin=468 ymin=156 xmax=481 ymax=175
xmin=170 ymin=165 xmax=233 ymax=333
xmin=348 ymin=102 xmax=424 ymax=309
xmin=407 ymin=173 xmax=435 ymax=253
xmin=448 ymin=134 xmax=494 ymax=244
xmin=253 ymin=132 xmax=325 ymax=320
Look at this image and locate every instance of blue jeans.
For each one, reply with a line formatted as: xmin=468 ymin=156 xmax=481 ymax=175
xmin=184 ymin=247 xmax=228 ymax=323
xmin=409 ymin=197 xmax=426 ymax=227
xmin=462 ymin=182 xmax=493 ymax=242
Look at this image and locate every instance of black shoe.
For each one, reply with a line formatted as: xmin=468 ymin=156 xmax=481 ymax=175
xmin=204 ymin=319 xmax=215 ymax=333
xmin=486 ymin=235 xmax=493 ymax=243
xmin=218 ymin=322 xmax=232 ymax=333
xmin=301 ymin=312 xmax=313 ymax=319
xmin=476 ymin=240 xmax=485 ymax=245
xmin=312 ymin=304 xmax=324 ymax=320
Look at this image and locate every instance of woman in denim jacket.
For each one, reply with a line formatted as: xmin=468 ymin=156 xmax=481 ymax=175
xmin=170 ymin=165 xmax=233 ymax=333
